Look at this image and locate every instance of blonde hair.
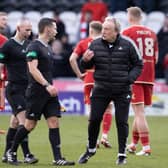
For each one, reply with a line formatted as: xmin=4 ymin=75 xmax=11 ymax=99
xmin=104 ymin=16 xmax=121 ymax=33
xmin=127 ymin=6 xmax=142 ymax=20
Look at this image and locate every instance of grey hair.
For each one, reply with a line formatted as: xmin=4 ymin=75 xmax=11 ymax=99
xmin=104 ymin=16 xmax=121 ymax=33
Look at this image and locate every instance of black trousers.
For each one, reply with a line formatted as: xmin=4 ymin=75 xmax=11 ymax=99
xmin=88 ymin=89 xmax=131 ymax=154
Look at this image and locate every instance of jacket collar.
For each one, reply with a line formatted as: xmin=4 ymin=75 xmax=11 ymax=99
xmin=102 ymin=34 xmax=120 ymax=47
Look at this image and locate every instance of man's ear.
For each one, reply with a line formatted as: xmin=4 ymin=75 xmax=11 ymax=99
xmin=17 ymin=26 xmax=20 ymax=32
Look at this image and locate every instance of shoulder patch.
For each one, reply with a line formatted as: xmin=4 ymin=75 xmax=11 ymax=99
xmin=0 ymin=53 xmax=5 ymax=59
xmin=27 ymin=51 xmax=37 ymax=58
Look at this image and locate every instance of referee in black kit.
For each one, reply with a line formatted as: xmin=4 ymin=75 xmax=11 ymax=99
xmin=7 ymin=18 xmax=75 ymax=166
xmin=0 ymin=18 xmax=38 ymax=164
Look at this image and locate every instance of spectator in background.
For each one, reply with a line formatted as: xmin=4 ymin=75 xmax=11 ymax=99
xmin=53 ymin=10 xmax=66 ymax=40
xmin=80 ymin=0 xmax=108 ymax=39
xmin=0 ymin=12 xmax=11 ymax=38
xmin=51 ymin=39 xmax=74 ymax=78
xmin=81 ymin=0 xmax=108 ymax=22
xmin=0 ymin=12 xmax=8 ymax=41
xmin=60 ymin=33 xmax=73 ymax=58
xmin=157 ymin=14 xmax=168 ymax=82
xmin=80 ymin=10 xmax=93 ymax=39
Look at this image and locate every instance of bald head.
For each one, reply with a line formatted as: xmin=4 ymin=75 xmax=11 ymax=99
xmin=16 ymin=17 xmax=32 ymax=28
xmin=15 ymin=17 xmax=32 ymax=41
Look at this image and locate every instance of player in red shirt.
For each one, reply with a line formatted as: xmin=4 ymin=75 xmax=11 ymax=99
xmin=0 ymin=12 xmax=8 ymax=83
xmin=0 ymin=34 xmax=7 ymax=46
xmin=0 ymin=31 xmax=8 ymax=110
xmin=70 ymin=21 xmax=113 ymax=148
xmin=0 ymin=12 xmax=8 ymax=135
xmin=122 ymin=7 xmax=158 ymax=156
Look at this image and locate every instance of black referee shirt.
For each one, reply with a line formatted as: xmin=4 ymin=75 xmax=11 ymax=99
xmin=26 ymin=40 xmax=53 ymax=85
xmin=0 ymin=38 xmax=29 ymax=85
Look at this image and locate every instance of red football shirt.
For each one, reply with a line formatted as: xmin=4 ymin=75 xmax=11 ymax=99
xmin=73 ymin=37 xmax=94 ymax=85
xmin=0 ymin=34 xmax=7 ymax=47
xmin=0 ymin=33 xmax=8 ymax=110
xmin=122 ymin=25 xmax=158 ymax=84
xmin=73 ymin=37 xmax=93 ymax=56
xmin=0 ymin=34 xmax=8 ymax=80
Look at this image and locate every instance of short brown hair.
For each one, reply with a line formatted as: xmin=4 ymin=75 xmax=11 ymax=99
xmin=89 ymin=21 xmax=102 ymax=33
xmin=127 ymin=7 xmax=142 ymax=19
xmin=38 ymin=18 xmax=56 ymax=34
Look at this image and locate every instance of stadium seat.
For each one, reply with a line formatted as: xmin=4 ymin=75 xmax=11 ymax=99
xmin=145 ymin=11 xmax=165 ymax=33
xmin=25 ymin=11 xmax=41 ymax=34
xmin=60 ymin=11 xmax=79 ymax=44
xmin=113 ymin=11 xmax=128 ymax=30
xmin=8 ymin=11 xmax=24 ymax=33
xmin=41 ymin=11 xmax=54 ymax=19
xmin=141 ymin=12 xmax=147 ymax=25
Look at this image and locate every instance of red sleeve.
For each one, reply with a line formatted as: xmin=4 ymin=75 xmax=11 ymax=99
xmin=73 ymin=38 xmax=92 ymax=56
xmin=122 ymin=28 xmax=131 ymax=36
xmin=73 ymin=41 xmax=83 ymax=56
xmin=0 ymin=35 xmax=8 ymax=47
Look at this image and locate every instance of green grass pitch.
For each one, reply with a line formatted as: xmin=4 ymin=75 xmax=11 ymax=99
xmin=0 ymin=115 xmax=168 ymax=168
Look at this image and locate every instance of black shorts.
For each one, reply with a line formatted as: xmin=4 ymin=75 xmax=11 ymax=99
xmin=26 ymin=84 xmax=61 ymax=121
xmin=5 ymin=83 xmax=27 ymax=116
